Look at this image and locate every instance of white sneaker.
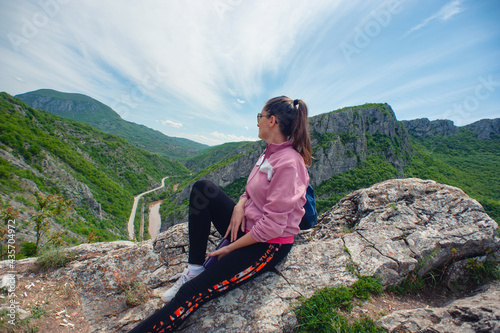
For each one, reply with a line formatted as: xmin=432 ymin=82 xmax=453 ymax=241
xmin=161 ymin=268 xmax=196 ymax=303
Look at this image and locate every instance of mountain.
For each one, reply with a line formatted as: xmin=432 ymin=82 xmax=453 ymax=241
xmin=0 ymin=92 xmax=190 ymax=242
xmin=15 ymin=89 xmax=208 ymax=160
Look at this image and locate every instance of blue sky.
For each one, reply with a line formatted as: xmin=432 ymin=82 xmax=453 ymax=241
xmin=1 ymin=0 xmax=499 ymax=145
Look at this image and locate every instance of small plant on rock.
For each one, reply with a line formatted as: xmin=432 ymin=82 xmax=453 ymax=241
xmin=351 ymin=275 xmax=383 ymax=299
xmin=466 ymin=256 xmax=500 ymax=284
xmin=36 ymin=246 xmax=77 ymax=271
xmin=120 ymin=281 xmax=151 ymax=307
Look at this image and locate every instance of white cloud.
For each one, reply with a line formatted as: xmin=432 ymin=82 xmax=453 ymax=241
xmin=210 ymin=131 xmax=256 ymax=142
xmin=2 ymin=0 xmax=334 ymax=122
xmin=160 ymin=120 xmax=183 ymax=128
xmin=403 ymin=0 xmax=465 ymax=38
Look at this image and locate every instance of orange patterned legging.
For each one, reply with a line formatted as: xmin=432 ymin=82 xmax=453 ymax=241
xmin=129 ymin=242 xmax=292 ymax=332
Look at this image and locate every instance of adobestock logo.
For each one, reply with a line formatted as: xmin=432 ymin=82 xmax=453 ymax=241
xmin=340 ymin=0 xmax=402 ymax=64
xmin=443 ymin=74 xmax=499 ymax=123
xmin=213 ymin=0 xmax=242 ymax=20
xmin=7 ymin=0 xmax=72 ymax=52
xmin=111 ymin=65 xmax=169 ymax=120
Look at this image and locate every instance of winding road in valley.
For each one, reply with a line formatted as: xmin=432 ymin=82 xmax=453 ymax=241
xmin=127 ymin=176 xmax=169 ymax=240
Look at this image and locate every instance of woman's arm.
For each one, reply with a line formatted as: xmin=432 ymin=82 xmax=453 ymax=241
xmin=207 ymin=232 xmax=257 ymax=260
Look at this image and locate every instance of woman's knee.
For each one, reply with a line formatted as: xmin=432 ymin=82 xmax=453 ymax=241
xmin=189 ymin=180 xmax=220 ymax=211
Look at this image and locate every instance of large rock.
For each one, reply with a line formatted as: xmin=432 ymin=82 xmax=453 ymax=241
xmin=41 ymin=179 xmax=499 ymax=332
xmin=313 ymin=178 xmax=499 ymax=286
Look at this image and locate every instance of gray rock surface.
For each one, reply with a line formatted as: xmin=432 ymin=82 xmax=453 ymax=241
xmin=402 ymin=117 xmax=500 ymax=140
xmin=23 ymin=178 xmax=499 ymax=332
xmin=401 ymin=118 xmax=459 ymax=138
xmin=314 ymin=178 xmax=499 ymax=286
xmin=465 ymin=118 xmax=500 ymax=139
xmin=378 ymin=282 xmax=500 ymax=333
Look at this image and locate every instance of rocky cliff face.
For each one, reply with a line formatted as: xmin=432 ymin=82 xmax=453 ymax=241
xmin=402 ymin=117 xmax=500 ymax=140
xmin=401 ymin=118 xmax=458 ymax=138
xmin=308 ymin=104 xmax=411 ymax=187
xmin=3 ymin=179 xmax=498 ymax=332
xmin=15 ymin=90 xmax=120 ymax=121
xmin=20 ymin=97 xmax=104 ymax=119
xmin=204 ymin=104 xmax=410 ymax=190
xmin=465 ymin=118 xmax=500 ymax=139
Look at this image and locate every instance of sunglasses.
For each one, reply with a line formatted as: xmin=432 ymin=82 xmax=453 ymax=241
xmin=257 ymin=113 xmax=277 ymax=123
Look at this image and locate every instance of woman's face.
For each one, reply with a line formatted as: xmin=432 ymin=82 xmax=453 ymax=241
xmin=257 ymin=109 xmax=272 ymax=140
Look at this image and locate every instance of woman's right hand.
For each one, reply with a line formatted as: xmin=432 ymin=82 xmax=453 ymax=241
xmin=225 ymin=203 xmax=246 ymax=242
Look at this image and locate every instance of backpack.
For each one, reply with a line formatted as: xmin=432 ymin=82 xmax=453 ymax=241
xmin=299 ymin=183 xmax=317 ymax=230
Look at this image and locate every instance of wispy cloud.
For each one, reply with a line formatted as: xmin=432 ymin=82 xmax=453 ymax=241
xmin=158 ymin=120 xmax=183 ymax=128
xmin=210 ymin=131 xmax=255 ymax=142
xmin=403 ymin=0 xmax=465 ymax=38
xmin=179 ymin=131 xmax=257 ymax=146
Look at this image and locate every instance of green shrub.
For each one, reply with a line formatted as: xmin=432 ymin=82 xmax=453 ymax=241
xmin=467 ymin=257 xmax=500 ymax=284
xmin=36 ymin=247 xmax=77 ymax=271
xmin=294 ymin=276 xmax=384 ymax=332
xmin=20 ymin=242 xmax=38 ymax=257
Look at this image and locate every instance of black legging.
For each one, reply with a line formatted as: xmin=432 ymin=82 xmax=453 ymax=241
xmin=129 ymin=180 xmax=293 ymax=332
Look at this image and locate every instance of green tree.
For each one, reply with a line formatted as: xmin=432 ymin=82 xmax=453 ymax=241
xmin=31 ymin=192 xmax=73 ymax=255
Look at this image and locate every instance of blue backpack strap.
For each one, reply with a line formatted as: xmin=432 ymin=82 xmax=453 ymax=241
xmin=299 ymin=171 xmax=317 ymax=230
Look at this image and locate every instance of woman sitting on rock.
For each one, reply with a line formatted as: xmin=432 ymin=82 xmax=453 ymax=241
xmin=130 ymin=96 xmax=312 ymax=332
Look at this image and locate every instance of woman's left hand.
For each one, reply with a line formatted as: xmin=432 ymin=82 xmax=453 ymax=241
xmin=207 ymin=245 xmax=233 ymax=260
xmin=207 ymin=233 xmax=258 ymax=261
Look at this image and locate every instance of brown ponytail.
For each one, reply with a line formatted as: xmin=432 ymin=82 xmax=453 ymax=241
xmin=264 ymin=96 xmax=312 ymax=167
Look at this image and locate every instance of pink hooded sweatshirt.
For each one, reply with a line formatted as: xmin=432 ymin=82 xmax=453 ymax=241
xmin=241 ymin=141 xmax=309 ymax=244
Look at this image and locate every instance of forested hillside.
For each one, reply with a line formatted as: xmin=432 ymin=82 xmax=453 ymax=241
xmin=0 ymin=93 xmax=189 ymax=245
xmin=16 ymin=89 xmax=208 ymax=160
xmin=404 ymin=127 xmax=500 ymax=222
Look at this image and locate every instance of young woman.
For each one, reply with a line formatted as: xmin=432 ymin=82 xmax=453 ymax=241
xmin=130 ymin=96 xmax=312 ymax=332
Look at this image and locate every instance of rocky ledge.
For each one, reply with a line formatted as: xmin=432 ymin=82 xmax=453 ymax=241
xmin=2 ymin=178 xmax=499 ymax=332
